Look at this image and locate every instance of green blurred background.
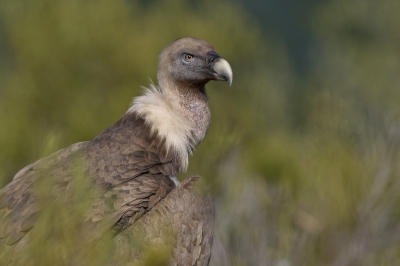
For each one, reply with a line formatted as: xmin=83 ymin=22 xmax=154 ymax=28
xmin=1 ymin=0 xmax=400 ymax=265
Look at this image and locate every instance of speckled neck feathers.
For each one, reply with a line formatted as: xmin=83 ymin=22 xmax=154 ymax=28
xmin=127 ymin=83 xmax=211 ymax=171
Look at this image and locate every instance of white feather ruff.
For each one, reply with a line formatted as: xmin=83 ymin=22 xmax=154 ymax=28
xmin=127 ymin=84 xmax=193 ymax=171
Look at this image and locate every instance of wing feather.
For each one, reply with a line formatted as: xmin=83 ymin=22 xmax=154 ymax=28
xmin=0 ymin=114 xmax=178 ymax=255
xmin=110 ymin=176 xmax=214 ymax=266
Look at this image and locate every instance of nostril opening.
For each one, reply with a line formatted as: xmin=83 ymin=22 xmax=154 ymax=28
xmin=207 ymin=52 xmax=220 ymax=65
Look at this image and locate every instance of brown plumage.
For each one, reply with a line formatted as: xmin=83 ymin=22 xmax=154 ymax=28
xmin=0 ymin=37 xmax=232 ymax=265
xmin=111 ymin=176 xmax=214 ymax=265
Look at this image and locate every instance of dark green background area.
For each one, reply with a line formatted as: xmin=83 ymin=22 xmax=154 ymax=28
xmin=1 ymin=0 xmax=400 ymax=265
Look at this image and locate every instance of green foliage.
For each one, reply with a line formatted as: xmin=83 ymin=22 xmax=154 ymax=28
xmin=1 ymin=0 xmax=400 ymax=265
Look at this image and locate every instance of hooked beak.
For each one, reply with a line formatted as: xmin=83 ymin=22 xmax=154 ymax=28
xmin=212 ymin=58 xmax=233 ymax=86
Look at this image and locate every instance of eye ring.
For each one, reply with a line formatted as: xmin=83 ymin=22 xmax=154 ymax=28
xmin=184 ymin=54 xmax=194 ymax=61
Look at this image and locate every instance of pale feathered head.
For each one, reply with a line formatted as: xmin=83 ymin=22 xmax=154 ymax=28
xmin=157 ymin=37 xmax=233 ymax=88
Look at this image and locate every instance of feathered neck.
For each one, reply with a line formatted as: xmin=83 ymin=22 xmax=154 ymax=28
xmin=127 ymin=83 xmax=211 ymax=171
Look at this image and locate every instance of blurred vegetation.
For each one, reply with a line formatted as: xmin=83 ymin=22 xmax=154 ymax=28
xmin=1 ymin=0 xmax=400 ymax=265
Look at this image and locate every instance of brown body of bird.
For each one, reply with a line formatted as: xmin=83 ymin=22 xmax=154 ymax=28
xmin=0 ymin=37 xmax=232 ymax=265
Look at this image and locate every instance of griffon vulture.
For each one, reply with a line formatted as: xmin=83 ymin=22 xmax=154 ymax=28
xmin=0 ymin=37 xmax=232 ymax=265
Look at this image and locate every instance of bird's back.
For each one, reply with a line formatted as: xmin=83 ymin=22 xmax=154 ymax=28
xmin=0 ymin=113 xmax=178 ymax=264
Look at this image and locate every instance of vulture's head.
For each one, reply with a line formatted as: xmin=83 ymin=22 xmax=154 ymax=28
xmin=157 ymin=37 xmax=233 ymax=88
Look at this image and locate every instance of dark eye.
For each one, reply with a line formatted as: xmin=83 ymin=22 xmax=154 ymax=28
xmin=184 ymin=54 xmax=194 ymax=61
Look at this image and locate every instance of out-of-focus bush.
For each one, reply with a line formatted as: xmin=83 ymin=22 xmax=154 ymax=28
xmin=2 ymin=0 xmax=400 ymax=265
